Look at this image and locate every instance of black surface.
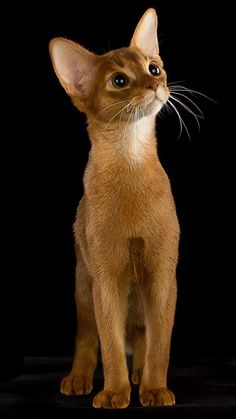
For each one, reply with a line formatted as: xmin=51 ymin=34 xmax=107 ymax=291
xmin=0 ymin=357 xmax=235 ymax=418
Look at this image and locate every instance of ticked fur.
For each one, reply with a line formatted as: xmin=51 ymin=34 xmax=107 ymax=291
xmin=50 ymin=8 xmax=179 ymax=409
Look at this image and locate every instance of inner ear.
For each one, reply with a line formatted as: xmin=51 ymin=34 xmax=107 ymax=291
xmin=49 ymin=38 xmax=98 ymax=100
xmin=130 ymin=8 xmax=159 ymax=57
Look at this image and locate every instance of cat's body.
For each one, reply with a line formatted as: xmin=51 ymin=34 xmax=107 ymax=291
xmin=50 ymin=9 xmax=180 ymax=408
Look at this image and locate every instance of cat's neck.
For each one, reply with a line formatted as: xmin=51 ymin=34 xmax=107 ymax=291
xmin=87 ymin=115 xmax=159 ymax=168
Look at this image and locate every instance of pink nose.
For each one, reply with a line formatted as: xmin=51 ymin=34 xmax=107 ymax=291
xmin=147 ymin=81 xmax=158 ymax=92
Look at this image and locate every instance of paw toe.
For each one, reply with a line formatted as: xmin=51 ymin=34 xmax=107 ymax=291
xmin=140 ymin=388 xmax=175 ymax=407
xmin=60 ymin=376 xmax=73 ymax=395
xmin=93 ymin=389 xmax=130 ymax=409
xmin=60 ymin=373 xmax=93 ymax=396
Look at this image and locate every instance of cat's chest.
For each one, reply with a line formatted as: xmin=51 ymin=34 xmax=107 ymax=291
xmin=87 ymin=161 xmax=166 ymax=217
xmin=114 ymin=118 xmax=154 ymax=164
xmin=84 ymin=160 xmax=169 ymax=238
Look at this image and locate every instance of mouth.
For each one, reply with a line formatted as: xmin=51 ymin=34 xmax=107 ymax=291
xmin=155 ymin=89 xmax=170 ymax=105
xmin=131 ymin=89 xmax=169 ymax=119
xmin=141 ymin=93 xmax=167 ymax=115
xmin=155 ymin=96 xmax=166 ymax=105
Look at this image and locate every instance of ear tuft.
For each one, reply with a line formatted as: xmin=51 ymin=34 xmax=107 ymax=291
xmin=130 ymin=8 xmax=159 ymax=57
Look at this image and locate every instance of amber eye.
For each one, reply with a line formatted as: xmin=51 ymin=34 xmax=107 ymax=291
xmin=112 ymin=73 xmax=129 ymax=88
xmin=149 ymin=63 xmax=161 ymax=76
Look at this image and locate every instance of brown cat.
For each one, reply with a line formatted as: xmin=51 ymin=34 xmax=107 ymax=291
xmin=49 ymin=8 xmax=180 ymax=409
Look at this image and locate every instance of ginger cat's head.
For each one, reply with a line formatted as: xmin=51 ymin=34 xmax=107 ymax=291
xmin=49 ymin=9 xmax=169 ymax=127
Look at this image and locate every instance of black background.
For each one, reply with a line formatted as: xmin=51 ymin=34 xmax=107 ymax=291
xmin=4 ymin=0 xmax=234 ymax=366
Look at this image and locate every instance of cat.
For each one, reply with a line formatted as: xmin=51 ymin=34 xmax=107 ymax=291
xmin=49 ymin=8 xmax=180 ymax=409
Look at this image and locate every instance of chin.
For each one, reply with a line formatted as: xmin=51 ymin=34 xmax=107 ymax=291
xmin=144 ymin=98 xmax=165 ymax=117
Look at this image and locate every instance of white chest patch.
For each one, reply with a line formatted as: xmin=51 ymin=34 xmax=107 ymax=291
xmin=120 ymin=116 xmax=154 ymax=164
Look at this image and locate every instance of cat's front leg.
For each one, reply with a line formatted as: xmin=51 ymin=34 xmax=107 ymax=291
xmin=139 ymin=262 xmax=177 ymax=407
xmin=92 ymin=277 xmax=131 ymax=409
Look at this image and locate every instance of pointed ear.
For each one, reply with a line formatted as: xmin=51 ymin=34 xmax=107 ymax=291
xmin=49 ymin=38 xmax=97 ymax=101
xmin=130 ymin=8 xmax=159 ymax=56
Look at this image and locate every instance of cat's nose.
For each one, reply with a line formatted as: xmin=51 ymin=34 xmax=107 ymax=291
xmin=147 ymin=81 xmax=158 ymax=92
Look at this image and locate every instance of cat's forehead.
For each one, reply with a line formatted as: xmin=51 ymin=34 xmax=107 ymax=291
xmin=100 ymin=47 xmax=162 ymax=74
xmin=105 ymin=48 xmax=145 ymax=66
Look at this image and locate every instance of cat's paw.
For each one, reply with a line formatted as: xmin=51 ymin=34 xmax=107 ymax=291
xmin=139 ymin=388 xmax=175 ymax=407
xmin=60 ymin=372 xmax=93 ymax=396
xmin=93 ymin=387 xmax=130 ymax=409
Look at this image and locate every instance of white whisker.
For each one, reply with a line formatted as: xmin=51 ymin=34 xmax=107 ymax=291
xmin=167 ymin=80 xmax=186 ymax=86
xmin=169 ymin=91 xmax=204 ymax=118
xmin=186 ymin=89 xmax=216 ymax=103
xmin=169 ymin=84 xmax=216 ymax=103
xmin=119 ymin=101 xmax=129 ymax=125
xmin=170 ymin=94 xmax=201 ymax=131
xmin=167 ymin=101 xmax=182 ymax=139
xmin=168 ymin=99 xmax=191 ymax=141
xmin=102 ymin=99 xmax=136 ymax=133
xmin=163 ymin=102 xmax=172 ymax=116
xmin=91 ymin=98 xmax=130 ymax=126
xmin=123 ymin=105 xmax=135 ymax=139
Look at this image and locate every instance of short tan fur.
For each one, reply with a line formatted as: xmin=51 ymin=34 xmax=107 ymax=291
xmin=49 ymin=8 xmax=180 ymax=408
